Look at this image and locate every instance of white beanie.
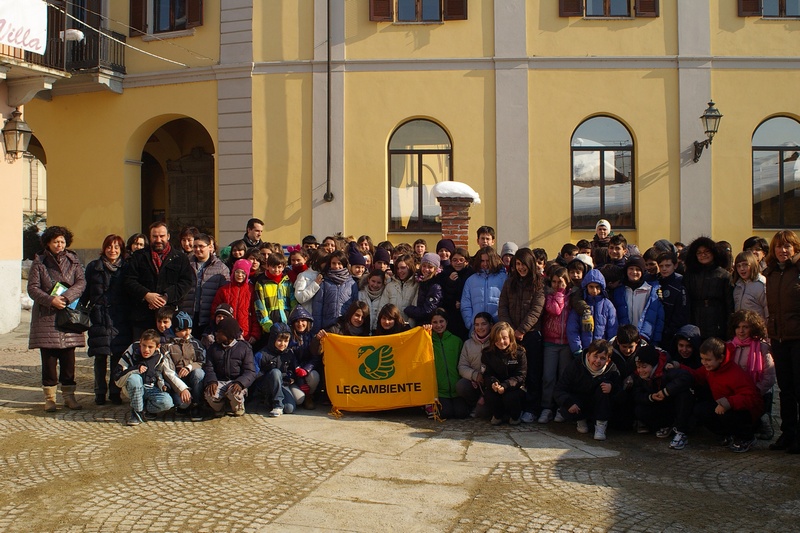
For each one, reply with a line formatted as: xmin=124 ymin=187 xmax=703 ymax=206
xmin=575 ymin=253 xmax=594 ymax=269
xmin=595 ymin=219 xmax=611 ymax=232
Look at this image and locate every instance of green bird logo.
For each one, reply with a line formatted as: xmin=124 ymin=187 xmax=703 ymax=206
xmin=357 ymin=345 xmax=395 ymax=381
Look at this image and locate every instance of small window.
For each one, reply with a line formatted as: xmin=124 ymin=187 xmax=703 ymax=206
xmin=559 ymin=0 xmax=659 ymax=17
xmin=370 ymin=0 xmax=467 ymax=22
xmin=571 ymin=117 xmax=635 ymax=230
xmin=130 ymin=0 xmax=203 ymax=36
xmin=389 ymin=120 xmax=452 ymax=232
xmin=752 ymin=117 xmax=800 ymax=228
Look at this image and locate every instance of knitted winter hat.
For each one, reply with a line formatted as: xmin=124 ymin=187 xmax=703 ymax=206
xmin=596 ymin=219 xmax=611 ymax=232
xmin=626 ymin=255 xmax=646 ymax=272
xmin=421 ymin=252 xmax=441 ymax=269
xmin=214 ymin=303 xmax=235 ymax=319
xmin=347 ymin=242 xmax=367 ymax=266
xmin=373 ymin=247 xmax=391 ymax=265
xmin=232 ymin=259 xmax=253 ymax=277
xmin=174 ymin=311 xmax=192 ymax=331
xmin=635 ymin=344 xmax=660 ymax=367
xmin=574 ymin=253 xmax=594 ymax=269
xmin=435 ymin=239 xmax=456 ymax=255
xmin=500 ymin=242 xmax=519 ymax=258
xmin=216 ymin=316 xmax=240 ymax=340
xmin=653 ymin=239 xmax=677 ymax=255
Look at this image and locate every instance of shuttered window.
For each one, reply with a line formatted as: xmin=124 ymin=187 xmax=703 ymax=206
xmin=738 ymin=0 xmax=762 ymax=16
xmin=130 ymin=0 xmax=203 ymax=36
xmin=635 ymin=0 xmax=659 ymax=17
xmin=370 ymin=0 xmax=468 ymax=22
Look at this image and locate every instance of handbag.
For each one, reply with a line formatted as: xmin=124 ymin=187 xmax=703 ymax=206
xmin=55 ymin=304 xmax=91 ymax=333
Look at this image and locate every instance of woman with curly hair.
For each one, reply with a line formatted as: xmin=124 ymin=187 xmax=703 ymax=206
xmin=27 ymin=226 xmax=86 ymax=412
xmin=683 ymin=236 xmax=733 ymax=340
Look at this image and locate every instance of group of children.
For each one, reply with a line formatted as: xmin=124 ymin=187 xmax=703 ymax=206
xmin=105 ymin=223 xmax=778 ymax=454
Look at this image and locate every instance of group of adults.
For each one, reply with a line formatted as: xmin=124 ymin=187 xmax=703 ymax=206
xmin=24 ymin=219 xmax=800 ymax=452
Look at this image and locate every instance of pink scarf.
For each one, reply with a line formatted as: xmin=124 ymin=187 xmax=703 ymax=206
xmin=731 ymin=337 xmax=763 ymax=385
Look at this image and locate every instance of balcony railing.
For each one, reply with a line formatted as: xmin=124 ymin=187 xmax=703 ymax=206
xmin=0 ymin=1 xmax=125 ymax=75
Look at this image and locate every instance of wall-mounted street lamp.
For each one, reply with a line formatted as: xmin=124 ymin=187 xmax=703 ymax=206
xmin=2 ymin=108 xmax=33 ymax=160
xmin=693 ymin=101 xmax=722 ymax=163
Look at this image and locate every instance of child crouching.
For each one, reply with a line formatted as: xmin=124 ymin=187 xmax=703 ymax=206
xmin=554 ymin=339 xmax=620 ymax=440
xmin=164 ymin=311 xmax=206 ymax=421
xmin=114 ymin=329 xmax=190 ymax=426
xmin=482 ymin=322 xmax=527 ymax=425
xmin=203 ymin=317 xmax=257 ymax=417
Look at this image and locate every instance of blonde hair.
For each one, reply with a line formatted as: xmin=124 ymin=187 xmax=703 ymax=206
xmin=488 ymin=322 xmax=518 ymax=358
xmin=731 ymin=251 xmax=760 ymax=285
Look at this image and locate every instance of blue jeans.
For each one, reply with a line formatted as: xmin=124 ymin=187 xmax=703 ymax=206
xmin=262 ymin=368 xmax=298 ymax=413
xmin=125 ymin=374 xmax=174 ymax=414
xmin=172 ymin=368 xmax=205 ymax=408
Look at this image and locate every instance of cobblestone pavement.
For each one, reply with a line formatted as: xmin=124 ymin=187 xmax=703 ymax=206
xmin=2 ymin=310 xmax=799 ymax=532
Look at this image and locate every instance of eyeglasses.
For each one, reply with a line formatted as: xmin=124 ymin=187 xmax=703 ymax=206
xmin=696 ymin=249 xmax=711 ymax=257
xmin=451 ymin=258 xmax=467 ymax=263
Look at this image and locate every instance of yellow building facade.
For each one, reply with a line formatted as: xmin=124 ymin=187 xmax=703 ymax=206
xmin=23 ymin=0 xmax=800 ymax=264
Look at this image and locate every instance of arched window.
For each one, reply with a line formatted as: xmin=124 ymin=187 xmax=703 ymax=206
xmin=571 ymin=116 xmax=634 ymax=230
xmin=389 ymin=119 xmax=452 ymax=232
xmin=752 ymin=116 xmax=800 ymax=228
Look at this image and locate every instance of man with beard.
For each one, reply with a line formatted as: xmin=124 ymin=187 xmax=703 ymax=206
xmin=124 ymin=222 xmax=195 ymax=338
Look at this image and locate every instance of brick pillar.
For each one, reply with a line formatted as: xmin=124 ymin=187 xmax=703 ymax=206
xmin=437 ymin=197 xmax=473 ymax=249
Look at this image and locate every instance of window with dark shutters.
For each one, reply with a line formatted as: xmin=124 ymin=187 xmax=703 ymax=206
xmin=130 ymin=0 xmax=147 ymax=36
xmin=186 ymin=0 xmax=203 ymax=28
xmin=370 ymin=0 xmax=394 ymax=21
xmin=443 ymin=0 xmax=468 ymax=20
xmin=559 ymin=0 xmax=584 ymax=17
xmin=635 ymin=0 xmax=659 ymax=17
xmin=738 ymin=0 xmax=762 ymax=16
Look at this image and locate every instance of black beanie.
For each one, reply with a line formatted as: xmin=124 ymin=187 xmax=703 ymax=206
xmin=635 ymin=344 xmax=660 ymax=367
xmin=217 ymin=316 xmax=240 ymax=340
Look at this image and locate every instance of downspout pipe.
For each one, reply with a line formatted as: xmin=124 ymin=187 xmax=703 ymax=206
xmin=324 ymin=0 xmax=334 ymax=202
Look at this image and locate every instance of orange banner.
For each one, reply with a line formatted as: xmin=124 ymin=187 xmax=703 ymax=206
xmin=323 ymin=327 xmax=437 ymax=412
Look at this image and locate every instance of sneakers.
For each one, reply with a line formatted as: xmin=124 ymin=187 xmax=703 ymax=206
xmin=189 ymin=405 xmax=204 ymax=422
xmin=554 ymin=410 xmax=565 ymax=423
xmin=635 ymin=421 xmax=650 ymax=434
xmin=537 ymin=409 xmax=552 ymax=424
xmin=127 ymin=409 xmax=144 ymax=426
xmin=231 ymin=404 xmax=245 ymax=417
xmin=213 ymin=408 xmax=226 ymax=418
xmin=269 ymin=407 xmax=283 ymax=417
xmin=669 ymin=431 xmax=688 ymax=450
xmin=576 ymin=419 xmax=589 ymax=434
xmin=520 ymin=411 xmax=535 ymax=424
xmin=490 ymin=416 xmax=503 ymax=426
xmin=509 ymin=417 xmax=521 ymax=426
xmin=143 ymin=411 xmax=157 ymax=421
xmin=656 ymin=427 xmax=673 ymax=439
xmin=594 ymin=420 xmax=608 ymax=441
xmin=730 ymin=437 xmax=756 ymax=453
xmin=720 ymin=435 xmax=735 ymax=447
xmin=424 ymin=404 xmax=435 ymax=419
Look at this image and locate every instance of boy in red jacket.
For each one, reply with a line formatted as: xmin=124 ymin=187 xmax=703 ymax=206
xmin=685 ymin=337 xmax=763 ymax=453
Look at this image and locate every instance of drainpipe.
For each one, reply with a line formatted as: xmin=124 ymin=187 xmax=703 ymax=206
xmin=323 ymin=0 xmax=334 ymax=202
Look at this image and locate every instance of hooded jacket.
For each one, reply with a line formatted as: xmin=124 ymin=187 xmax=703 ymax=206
xmin=287 ymin=306 xmax=319 ymax=371
xmin=179 ymin=254 xmax=230 ymax=327
xmin=461 ymin=267 xmax=507 ymax=331
xmin=612 ymin=280 xmax=665 ymax=343
xmin=203 ymin=337 xmax=257 ymax=388
xmin=554 ymin=353 xmax=620 ymax=409
xmin=671 ymin=324 xmax=702 ymax=369
xmin=211 ymin=271 xmax=261 ymax=342
xmin=631 ymin=349 xmax=693 ymax=405
xmin=566 ymin=269 xmax=618 ymax=353
xmin=254 ymin=322 xmax=297 ymax=384
xmin=432 ymin=330 xmax=463 ymax=398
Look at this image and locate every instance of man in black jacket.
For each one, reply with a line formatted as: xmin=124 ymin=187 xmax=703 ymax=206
xmin=123 ymin=222 xmax=195 ymax=338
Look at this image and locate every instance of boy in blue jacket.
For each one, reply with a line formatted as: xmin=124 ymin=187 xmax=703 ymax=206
xmin=566 ymin=269 xmax=618 ymax=355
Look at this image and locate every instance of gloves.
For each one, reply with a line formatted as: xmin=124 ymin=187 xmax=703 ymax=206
xmin=295 ymin=367 xmax=308 ymax=378
xmin=299 ymin=383 xmax=310 ymax=394
xmin=581 ymin=310 xmax=594 ymax=333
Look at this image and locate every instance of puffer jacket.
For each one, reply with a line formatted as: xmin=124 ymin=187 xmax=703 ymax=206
xmin=81 ymin=257 xmax=131 ymax=356
xmin=180 ymin=255 xmax=229 ymax=327
xmin=437 ymin=265 xmax=473 ymax=340
xmin=765 ymin=253 xmax=800 ymax=342
xmin=122 ymin=246 xmax=194 ymax=325
xmin=203 ymin=338 xmax=257 ymax=388
xmin=566 ymin=269 xmax=618 ymax=353
xmin=458 ymin=335 xmax=490 ymax=381
xmin=542 ymin=288 xmax=570 ymax=345
xmin=687 ymin=351 xmax=764 ymax=422
xmin=404 ymin=277 xmax=443 ymax=325
xmin=378 ymin=277 xmax=418 ymax=325
xmin=684 ymin=264 xmax=733 ymax=340
xmin=498 ymin=277 xmax=545 ymax=335
xmin=554 ymin=354 xmax=620 ymax=409
xmin=211 ymin=273 xmax=261 ymax=343
xmin=288 ymin=306 xmax=319 ymax=371
xmin=358 ymin=286 xmax=385 ymax=332
xmin=733 ymin=276 xmax=768 ymax=318
xmin=28 ymin=249 xmax=86 ymax=350
xmin=312 ymin=272 xmax=359 ymax=332
xmin=482 ymin=345 xmax=528 ymax=390
xmin=461 ymin=268 xmax=507 ymax=331
xmin=612 ymin=281 xmax=665 ymax=343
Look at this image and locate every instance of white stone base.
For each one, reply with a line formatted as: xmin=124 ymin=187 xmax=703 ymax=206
xmin=0 ymin=260 xmax=21 ymax=334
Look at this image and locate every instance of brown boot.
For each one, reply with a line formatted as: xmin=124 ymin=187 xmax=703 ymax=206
xmin=43 ymin=386 xmax=58 ymax=412
xmin=304 ymin=395 xmax=315 ymax=410
xmin=61 ymin=385 xmax=83 ymax=410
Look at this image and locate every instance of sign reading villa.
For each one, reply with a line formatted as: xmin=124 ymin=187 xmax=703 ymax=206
xmin=0 ymin=0 xmax=47 ymax=55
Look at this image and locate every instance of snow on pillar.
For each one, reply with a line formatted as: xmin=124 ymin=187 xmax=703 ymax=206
xmin=432 ymin=182 xmax=481 ymax=250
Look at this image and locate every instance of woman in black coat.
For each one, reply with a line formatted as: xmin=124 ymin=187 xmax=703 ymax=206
xmin=683 ymin=237 xmax=733 ymax=341
xmin=81 ymin=234 xmax=131 ymax=405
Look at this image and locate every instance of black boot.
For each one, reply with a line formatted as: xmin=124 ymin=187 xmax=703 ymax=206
xmin=769 ymin=432 xmax=794 ymax=451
